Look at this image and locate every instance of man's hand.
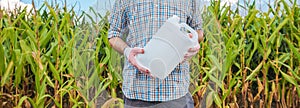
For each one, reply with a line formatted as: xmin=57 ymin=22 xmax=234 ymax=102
xmin=124 ymin=47 xmax=151 ymax=75
xmin=183 ymin=34 xmax=200 ymax=61
xmin=109 ymin=37 xmax=151 ymax=76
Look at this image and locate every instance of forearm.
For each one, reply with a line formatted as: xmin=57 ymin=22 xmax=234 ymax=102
xmin=109 ymin=37 xmax=129 ymax=54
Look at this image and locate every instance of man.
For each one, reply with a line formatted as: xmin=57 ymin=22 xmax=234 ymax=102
xmin=107 ymin=0 xmax=204 ymax=107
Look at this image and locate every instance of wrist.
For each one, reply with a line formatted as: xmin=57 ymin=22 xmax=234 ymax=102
xmin=123 ymin=47 xmax=131 ymax=59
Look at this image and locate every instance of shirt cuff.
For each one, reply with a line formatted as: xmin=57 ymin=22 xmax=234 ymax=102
xmin=108 ymin=30 xmax=121 ymax=39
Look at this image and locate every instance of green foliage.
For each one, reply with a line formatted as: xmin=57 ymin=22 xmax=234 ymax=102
xmin=190 ymin=0 xmax=300 ymax=107
xmin=0 ymin=1 xmax=121 ymax=108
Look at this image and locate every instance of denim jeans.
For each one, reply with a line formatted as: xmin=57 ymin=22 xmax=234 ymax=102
xmin=124 ymin=93 xmax=194 ymax=108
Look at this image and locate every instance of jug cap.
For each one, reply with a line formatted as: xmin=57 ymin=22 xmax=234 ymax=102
xmin=167 ymin=15 xmax=180 ymax=25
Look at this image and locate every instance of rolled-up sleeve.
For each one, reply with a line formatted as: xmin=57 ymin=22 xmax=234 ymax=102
xmin=190 ymin=0 xmax=203 ymax=30
xmin=108 ymin=0 xmax=126 ymax=39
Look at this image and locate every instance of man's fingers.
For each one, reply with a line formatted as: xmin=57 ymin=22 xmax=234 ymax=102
xmin=136 ymin=65 xmax=151 ymax=75
xmin=136 ymin=65 xmax=145 ymax=72
xmin=184 ymin=52 xmax=196 ymax=60
xmin=129 ymin=57 xmax=138 ymax=67
xmin=126 ymin=47 xmax=152 ymax=77
xmin=188 ymin=47 xmax=199 ymax=52
xmin=184 ymin=44 xmax=200 ymax=60
xmin=128 ymin=47 xmax=151 ymax=74
xmin=134 ymin=63 xmax=151 ymax=76
xmin=132 ymin=47 xmax=144 ymax=54
xmin=188 ymin=44 xmax=200 ymax=52
xmin=128 ymin=57 xmax=149 ymax=73
xmin=185 ymin=51 xmax=198 ymax=57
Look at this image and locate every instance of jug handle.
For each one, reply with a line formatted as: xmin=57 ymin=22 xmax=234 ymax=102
xmin=179 ymin=23 xmax=198 ymax=44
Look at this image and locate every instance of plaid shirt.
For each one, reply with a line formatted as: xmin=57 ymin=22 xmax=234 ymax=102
xmin=108 ymin=0 xmax=202 ymax=101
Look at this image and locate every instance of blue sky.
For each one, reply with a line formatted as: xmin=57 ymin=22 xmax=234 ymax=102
xmin=21 ymin=0 xmax=97 ymax=10
xmin=20 ymin=0 xmax=113 ymax=14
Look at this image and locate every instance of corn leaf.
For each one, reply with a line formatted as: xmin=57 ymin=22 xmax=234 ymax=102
xmin=268 ymin=18 xmax=289 ymax=44
xmin=40 ymin=29 xmax=53 ymax=48
xmin=245 ymin=9 xmax=259 ymax=28
xmin=14 ymin=49 xmax=23 ymax=86
xmin=277 ymin=61 xmax=300 ymax=81
xmin=0 ymin=43 xmax=5 ymax=75
xmin=284 ymin=38 xmax=300 ymax=62
xmin=49 ymin=61 xmax=61 ymax=84
xmin=213 ymin=91 xmax=222 ymax=108
xmin=280 ymin=71 xmax=298 ymax=86
xmin=208 ymin=55 xmax=222 ymax=72
xmin=17 ymin=96 xmax=37 ymax=108
xmin=207 ymin=67 xmax=223 ymax=89
xmin=1 ymin=61 xmax=13 ymax=87
xmin=246 ymin=61 xmax=263 ymax=81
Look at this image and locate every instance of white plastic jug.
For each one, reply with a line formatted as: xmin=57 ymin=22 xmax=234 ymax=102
xmin=136 ymin=15 xmax=198 ymax=79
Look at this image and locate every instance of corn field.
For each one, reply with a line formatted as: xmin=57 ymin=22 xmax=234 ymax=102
xmin=0 ymin=0 xmax=299 ymax=108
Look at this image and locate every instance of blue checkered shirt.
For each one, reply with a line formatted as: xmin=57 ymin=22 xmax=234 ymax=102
xmin=108 ymin=0 xmax=202 ymax=101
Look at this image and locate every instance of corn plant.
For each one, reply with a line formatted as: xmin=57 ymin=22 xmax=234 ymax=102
xmin=0 ymin=1 xmax=122 ymax=108
xmin=191 ymin=0 xmax=300 ymax=107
